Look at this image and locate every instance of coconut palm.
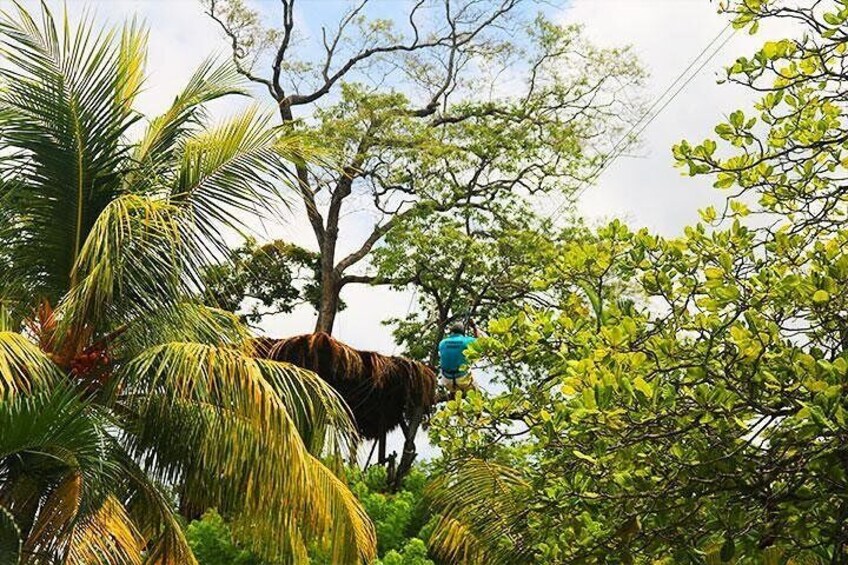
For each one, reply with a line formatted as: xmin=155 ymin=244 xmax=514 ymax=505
xmin=0 ymin=3 xmax=375 ymax=563
xmin=426 ymin=459 xmax=532 ymax=565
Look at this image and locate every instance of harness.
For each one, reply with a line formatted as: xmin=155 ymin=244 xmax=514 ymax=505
xmin=441 ymin=368 xmax=465 ymax=381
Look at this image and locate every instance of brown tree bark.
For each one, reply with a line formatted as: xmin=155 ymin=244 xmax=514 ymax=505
xmin=315 ymin=260 xmax=340 ymax=333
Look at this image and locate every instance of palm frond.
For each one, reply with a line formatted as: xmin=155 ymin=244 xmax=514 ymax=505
xmin=0 ymin=2 xmax=317 ymax=328
xmin=23 ymin=470 xmax=83 ymax=558
xmin=120 ymin=342 xmax=357 ymax=461
xmin=0 ymin=384 xmax=118 ymax=560
xmin=0 ymin=505 xmax=21 ymax=565
xmin=228 ymin=451 xmax=377 ymax=564
xmin=116 ymin=17 xmax=147 ymax=112
xmin=115 ymin=449 xmax=197 ymax=565
xmin=65 ymin=495 xmax=144 ymax=565
xmin=428 ymin=515 xmax=488 ymax=565
xmin=172 ymin=107 xmax=322 ymax=246
xmin=304 ymin=458 xmax=378 ymax=564
xmin=58 ymin=133 xmax=317 ymax=336
xmin=427 ymin=459 xmax=533 ymax=565
xmin=0 ymin=382 xmax=195 ymax=563
xmin=115 ymin=302 xmax=251 ymax=359
xmin=117 ymin=343 xmax=375 ymax=563
xmin=0 ymin=383 xmax=112 ymax=476
xmin=0 ymin=330 xmax=62 ymax=398
xmin=55 ymin=194 xmax=190 ymax=335
xmin=255 ymin=355 xmax=357 ymax=452
xmin=0 ymin=2 xmax=142 ymax=305
xmin=130 ymin=58 xmax=247 ymax=187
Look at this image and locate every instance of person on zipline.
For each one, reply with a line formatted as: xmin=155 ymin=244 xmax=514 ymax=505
xmin=438 ymin=319 xmax=480 ymax=393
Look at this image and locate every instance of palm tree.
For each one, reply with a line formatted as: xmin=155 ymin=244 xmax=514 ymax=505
xmin=426 ymin=459 xmax=532 ymax=565
xmin=0 ymin=3 xmax=375 ymax=563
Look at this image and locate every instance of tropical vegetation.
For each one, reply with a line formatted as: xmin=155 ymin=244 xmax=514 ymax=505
xmin=5 ymin=0 xmax=848 ymax=563
xmin=0 ymin=3 xmax=373 ymax=563
xmin=186 ymin=465 xmax=433 ymax=565
xmin=428 ymin=1 xmax=848 ymax=563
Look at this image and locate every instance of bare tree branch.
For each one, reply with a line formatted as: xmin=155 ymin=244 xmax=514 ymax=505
xmin=205 ymin=0 xmax=275 ymax=92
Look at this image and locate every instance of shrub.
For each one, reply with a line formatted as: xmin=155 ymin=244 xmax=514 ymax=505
xmin=185 ymin=510 xmax=266 ymax=565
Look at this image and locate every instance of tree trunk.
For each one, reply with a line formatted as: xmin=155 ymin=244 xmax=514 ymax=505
xmin=377 ymin=433 xmax=387 ymax=465
xmin=276 ymin=101 xmax=343 ymax=335
xmin=315 ymin=251 xmax=340 ymax=334
xmin=314 ymin=219 xmax=342 ymax=332
xmin=392 ymin=404 xmax=424 ymax=491
xmin=314 ymin=282 xmax=340 ymax=334
xmin=429 ymin=315 xmax=448 ymax=366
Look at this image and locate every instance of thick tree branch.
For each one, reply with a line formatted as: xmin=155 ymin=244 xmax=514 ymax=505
xmin=326 ymin=120 xmax=379 ymax=244
xmin=271 ymin=0 xmax=295 ymax=98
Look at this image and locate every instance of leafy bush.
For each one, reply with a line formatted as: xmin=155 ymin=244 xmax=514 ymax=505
xmin=185 ymin=510 xmax=267 ymax=565
xmin=375 ymin=538 xmax=435 ymax=565
xmin=349 ymin=466 xmax=431 ymax=556
xmin=187 ymin=467 xmax=437 ymax=564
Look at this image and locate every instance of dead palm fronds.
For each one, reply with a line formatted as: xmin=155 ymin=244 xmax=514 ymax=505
xmin=256 ymin=333 xmax=437 ymax=440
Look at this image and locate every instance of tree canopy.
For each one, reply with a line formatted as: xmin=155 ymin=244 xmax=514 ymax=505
xmin=428 ymin=1 xmax=848 ymax=563
xmin=0 ymin=4 xmax=373 ymax=563
xmin=204 ymin=0 xmax=644 ymax=333
xmin=374 ymin=204 xmax=560 ymax=364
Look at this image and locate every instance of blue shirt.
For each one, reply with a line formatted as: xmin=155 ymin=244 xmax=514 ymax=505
xmin=438 ymin=334 xmax=476 ymax=376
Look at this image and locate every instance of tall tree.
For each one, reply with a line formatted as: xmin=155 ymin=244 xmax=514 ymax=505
xmin=0 ymin=5 xmax=374 ymax=563
xmin=426 ymin=1 xmax=848 ymax=563
xmin=204 ymin=0 xmax=643 ymax=333
xmin=373 ymin=204 xmax=562 ymax=365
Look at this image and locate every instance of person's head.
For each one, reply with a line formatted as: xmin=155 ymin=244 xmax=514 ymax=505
xmin=449 ymin=323 xmax=465 ymax=335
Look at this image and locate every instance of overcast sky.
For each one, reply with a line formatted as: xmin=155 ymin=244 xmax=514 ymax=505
xmin=3 ymin=0 xmax=790 ymax=352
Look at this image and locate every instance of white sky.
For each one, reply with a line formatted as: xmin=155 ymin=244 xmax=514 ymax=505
xmin=3 ymin=0 xmax=795 ymax=459
xmin=566 ymin=0 xmax=790 ymax=231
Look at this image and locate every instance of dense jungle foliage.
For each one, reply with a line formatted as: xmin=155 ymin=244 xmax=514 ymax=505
xmin=3 ymin=0 xmax=848 ymax=563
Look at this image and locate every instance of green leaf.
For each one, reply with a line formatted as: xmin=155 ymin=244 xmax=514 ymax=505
xmin=0 ymin=506 xmax=21 ymax=565
xmin=729 ymin=111 xmax=744 ymax=127
xmin=633 ymin=377 xmax=653 ymax=398
xmin=809 ymin=405 xmax=837 ymax=431
xmin=762 ymin=40 xmax=786 ymax=60
xmin=729 ymin=200 xmax=750 ymax=216
xmin=714 ymin=175 xmax=735 ymax=189
xmin=705 ymin=266 xmax=724 ymax=280
xmin=572 ymin=449 xmax=599 ymax=465
xmin=812 ymin=289 xmax=830 ymax=304
xmin=699 ymin=206 xmax=718 ymax=223
xmin=824 ymin=12 xmax=842 ymax=25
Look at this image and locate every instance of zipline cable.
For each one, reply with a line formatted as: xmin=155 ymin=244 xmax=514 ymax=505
xmin=587 ymin=22 xmax=735 ymax=187
xmin=572 ymin=22 xmax=737 ymax=202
